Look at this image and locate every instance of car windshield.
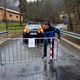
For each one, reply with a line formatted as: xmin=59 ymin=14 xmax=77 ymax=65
xmin=28 ymin=24 xmax=39 ymax=30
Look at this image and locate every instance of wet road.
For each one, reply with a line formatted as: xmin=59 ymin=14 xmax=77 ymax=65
xmin=0 ymin=39 xmax=80 ymax=80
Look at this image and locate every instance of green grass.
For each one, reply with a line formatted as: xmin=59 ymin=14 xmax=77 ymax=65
xmin=0 ymin=23 xmax=26 ymax=33
xmin=0 ymin=23 xmax=6 ymax=32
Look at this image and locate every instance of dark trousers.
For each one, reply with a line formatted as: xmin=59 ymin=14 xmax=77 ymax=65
xmin=43 ymin=39 xmax=54 ymax=58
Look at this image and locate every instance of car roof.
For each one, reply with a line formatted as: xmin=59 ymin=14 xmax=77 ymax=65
xmin=27 ymin=22 xmax=41 ymax=24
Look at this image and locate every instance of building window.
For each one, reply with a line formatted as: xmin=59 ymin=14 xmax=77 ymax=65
xmin=16 ymin=16 xmax=18 ymax=18
xmin=9 ymin=14 xmax=12 ymax=17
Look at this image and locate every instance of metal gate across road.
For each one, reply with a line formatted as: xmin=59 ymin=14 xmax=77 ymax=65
xmin=0 ymin=38 xmax=58 ymax=80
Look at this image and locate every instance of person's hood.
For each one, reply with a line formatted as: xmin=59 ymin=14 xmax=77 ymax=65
xmin=48 ymin=23 xmax=52 ymax=28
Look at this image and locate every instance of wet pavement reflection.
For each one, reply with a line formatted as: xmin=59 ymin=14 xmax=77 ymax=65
xmin=0 ymin=39 xmax=80 ymax=80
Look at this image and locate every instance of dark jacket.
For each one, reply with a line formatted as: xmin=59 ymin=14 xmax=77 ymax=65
xmin=43 ymin=25 xmax=61 ymax=39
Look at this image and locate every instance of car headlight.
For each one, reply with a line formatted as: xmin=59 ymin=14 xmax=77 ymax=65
xmin=38 ymin=25 xmax=43 ymax=33
xmin=23 ymin=27 xmax=29 ymax=33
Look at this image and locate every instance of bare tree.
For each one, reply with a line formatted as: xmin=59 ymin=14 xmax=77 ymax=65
xmin=63 ymin=0 xmax=80 ymax=32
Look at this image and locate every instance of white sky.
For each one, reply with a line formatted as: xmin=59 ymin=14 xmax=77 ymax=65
xmin=27 ymin=0 xmax=36 ymax=2
xmin=14 ymin=0 xmax=36 ymax=6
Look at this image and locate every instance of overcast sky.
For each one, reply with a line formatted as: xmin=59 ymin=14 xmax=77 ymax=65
xmin=27 ymin=0 xmax=36 ymax=2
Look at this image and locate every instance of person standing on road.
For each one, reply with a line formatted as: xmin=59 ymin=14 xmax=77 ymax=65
xmin=42 ymin=21 xmax=61 ymax=59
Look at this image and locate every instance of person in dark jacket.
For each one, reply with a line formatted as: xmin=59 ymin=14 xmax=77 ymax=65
xmin=42 ymin=22 xmax=60 ymax=59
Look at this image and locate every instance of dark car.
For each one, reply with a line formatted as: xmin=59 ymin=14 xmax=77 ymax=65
xmin=23 ymin=22 xmax=44 ymax=43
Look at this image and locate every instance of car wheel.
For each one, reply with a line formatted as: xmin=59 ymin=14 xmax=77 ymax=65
xmin=41 ymin=39 xmax=43 ymax=43
xmin=36 ymin=39 xmax=40 ymax=44
xmin=23 ymin=39 xmax=28 ymax=43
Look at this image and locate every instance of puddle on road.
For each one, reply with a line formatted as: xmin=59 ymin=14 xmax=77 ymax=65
xmin=56 ymin=65 xmax=80 ymax=80
xmin=1 ymin=60 xmax=57 ymax=80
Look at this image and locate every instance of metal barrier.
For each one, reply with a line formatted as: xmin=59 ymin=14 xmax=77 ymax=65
xmin=0 ymin=31 xmax=8 ymax=35
xmin=0 ymin=31 xmax=8 ymax=38
xmin=0 ymin=38 xmax=58 ymax=80
xmin=61 ymin=30 xmax=80 ymax=40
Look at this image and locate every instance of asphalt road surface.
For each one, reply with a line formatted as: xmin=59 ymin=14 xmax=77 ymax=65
xmin=0 ymin=38 xmax=80 ymax=80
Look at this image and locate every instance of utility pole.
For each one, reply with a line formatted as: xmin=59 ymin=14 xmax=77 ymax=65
xmin=78 ymin=0 xmax=80 ymax=18
xmin=19 ymin=0 xmax=22 ymax=27
xmin=78 ymin=0 xmax=80 ymax=3
xmin=20 ymin=12 xmax=22 ymax=27
xmin=75 ymin=0 xmax=80 ymax=25
xmin=4 ymin=0 xmax=8 ymax=30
